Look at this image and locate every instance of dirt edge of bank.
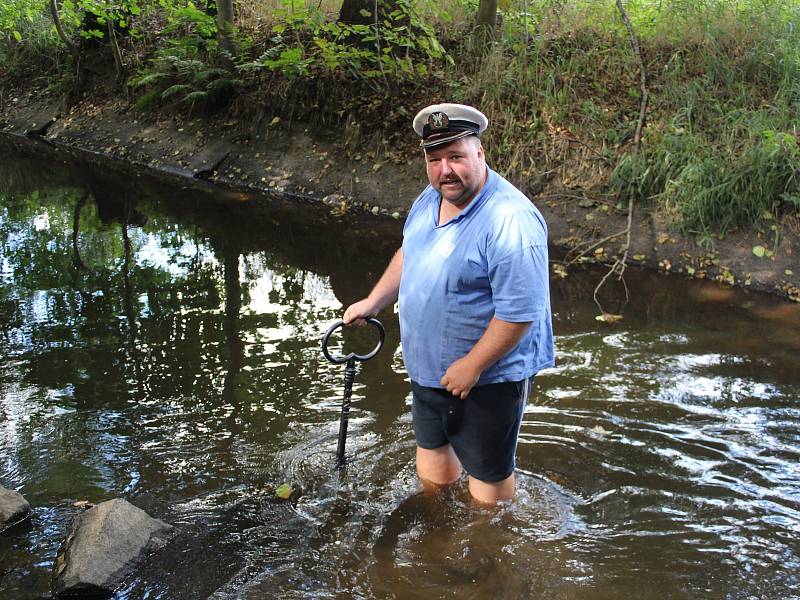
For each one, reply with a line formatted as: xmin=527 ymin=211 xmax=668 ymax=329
xmin=1 ymin=92 xmax=798 ymax=306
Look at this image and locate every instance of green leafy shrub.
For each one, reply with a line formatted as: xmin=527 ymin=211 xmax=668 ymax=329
xmin=238 ymin=0 xmax=450 ymax=82
xmin=129 ymin=3 xmax=243 ymax=108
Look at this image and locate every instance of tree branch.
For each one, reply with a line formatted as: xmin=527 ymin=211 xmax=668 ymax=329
xmin=565 ymin=228 xmax=628 ymax=267
xmin=49 ymin=0 xmax=80 ymax=55
xmin=616 ymin=0 xmax=648 ymax=152
xmin=108 ymin=19 xmax=124 ymax=83
xmin=589 ymin=0 xmax=648 ymax=318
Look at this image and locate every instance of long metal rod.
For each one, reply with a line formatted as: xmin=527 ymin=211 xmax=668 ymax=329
xmin=335 ymin=358 xmax=357 ymax=468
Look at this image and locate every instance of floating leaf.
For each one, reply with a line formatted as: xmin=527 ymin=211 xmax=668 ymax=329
xmin=275 ymin=483 xmax=292 ymax=500
xmin=595 ymin=313 xmax=623 ymax=323
xmin=632 ymin=254 xmax=646 ymax=261
xmin=270 ymin=116 xmax=281 ymax=126
xmin=752 ymin=245 xmax=766 ymax=258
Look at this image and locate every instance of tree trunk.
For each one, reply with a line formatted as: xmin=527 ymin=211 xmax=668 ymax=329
xmin=216 ymin=0 xmax=236 ymax=59
xmin=108 ymin=20 xmax=124 ymax=83
xmin=476 ymin=0 xmax=498 ymax=28
xmin=339 ymin=0 xmax=374 ymax=25
xmin=49 ymin=0 xmax=79 ymax=54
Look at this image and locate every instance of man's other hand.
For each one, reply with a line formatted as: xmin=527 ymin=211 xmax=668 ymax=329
xmin=343 ymin=299 xmax=379 ymax=326
xmin=440 ymin=356 xmax=482 ymax=399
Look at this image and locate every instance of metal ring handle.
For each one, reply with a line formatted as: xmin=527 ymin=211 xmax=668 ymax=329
xmin=321 ymin=318 xmax=385 ymax=364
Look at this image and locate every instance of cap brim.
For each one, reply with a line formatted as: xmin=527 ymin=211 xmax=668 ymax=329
xmin=420 ymin=130 xmax=478 ymax=149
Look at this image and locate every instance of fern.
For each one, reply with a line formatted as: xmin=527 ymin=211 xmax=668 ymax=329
xmin=192 ymin=67 xmax=229 ymax=84
xmin=206 ymin=78 xmax=240 ymax=93
xmin=161 ymin=83 xmax=192 ymax=99
xmin=182 ymin=90 xmax=208 ymax=104
xmin=130 ymin=72 xmax=166 ymax=88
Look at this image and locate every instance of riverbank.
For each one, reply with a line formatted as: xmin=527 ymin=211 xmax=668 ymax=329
xmin=2 ymin=84 xmax=798 ymax=305
xmin=2 ymin=1 xmax=800 ymax=305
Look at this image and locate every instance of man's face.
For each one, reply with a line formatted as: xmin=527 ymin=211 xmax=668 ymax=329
xmin=424 ymin=136 xmax=487 ymax=207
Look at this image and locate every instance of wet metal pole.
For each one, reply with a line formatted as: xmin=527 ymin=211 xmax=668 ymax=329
xmin=335 ymin=357 xmax=357 ymax=467
xmin=321 ymin=318 xmax=385 ymax=469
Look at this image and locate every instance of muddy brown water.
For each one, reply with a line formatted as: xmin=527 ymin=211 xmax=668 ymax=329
xmin=1 ymin=149 xmax=799 ymax=599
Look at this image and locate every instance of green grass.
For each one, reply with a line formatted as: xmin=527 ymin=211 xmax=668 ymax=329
xmin=604 ymin=2 xmax=800 ymax=232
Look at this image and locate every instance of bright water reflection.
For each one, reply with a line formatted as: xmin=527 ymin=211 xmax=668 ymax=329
xmin=1 ymin=149 xmax=799 ymax=599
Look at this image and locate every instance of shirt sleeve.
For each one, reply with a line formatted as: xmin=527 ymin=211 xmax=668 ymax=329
xmin=487 ymin=207 xmax=550 ymax=323
xmin=489 ymin=245 xmax=549 ymax=322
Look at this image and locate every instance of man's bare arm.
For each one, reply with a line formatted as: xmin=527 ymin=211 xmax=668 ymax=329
xmin=440 ymin=318 xmax=531 ymax=398
xmin=343 ymin=249 xmax=403 ymax=326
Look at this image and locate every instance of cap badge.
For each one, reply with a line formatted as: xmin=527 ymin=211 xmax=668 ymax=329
xmin=428 ymin=111 xmax=449 ymax=131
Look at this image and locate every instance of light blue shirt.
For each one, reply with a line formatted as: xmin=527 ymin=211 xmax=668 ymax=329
xmin=399 ymin=167 xmax=554 ymax=388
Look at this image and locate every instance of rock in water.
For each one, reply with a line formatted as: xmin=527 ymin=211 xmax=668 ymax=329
xmin=53 ymin=498 xmax=173 ymax=598
xmin=0 ymin=484 xmax=32 ymax=531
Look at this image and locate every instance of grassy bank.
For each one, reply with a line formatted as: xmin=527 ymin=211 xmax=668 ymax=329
xmin=2 ymin=0 xmax=799 ymax=238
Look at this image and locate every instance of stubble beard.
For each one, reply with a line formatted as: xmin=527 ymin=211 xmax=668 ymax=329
xmin=438 ymin=165 xmax=486 ymax=207
xmin=439 ymin=178 xmax=472 ymax=207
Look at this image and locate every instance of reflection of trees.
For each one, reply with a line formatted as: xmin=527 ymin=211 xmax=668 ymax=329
xmin=72 ymin=193 xmax=88 ymax=271
xmin=121 ymin=194 xmax=144 ymax=401
xmin=0 ymin=149 xmax=414 ymax=492
xmin=220 ymin=229 xmax=244 ymax=438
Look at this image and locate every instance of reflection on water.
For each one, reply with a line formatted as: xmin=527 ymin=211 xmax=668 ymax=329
xmin=1 ymin=148 xmax=799 ymax=599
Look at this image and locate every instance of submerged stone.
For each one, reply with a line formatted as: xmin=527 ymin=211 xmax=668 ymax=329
xmin=53 ymin=498 xmax=173 ymax=598
xmin=0 ymin=484 xmax=32 ymax=531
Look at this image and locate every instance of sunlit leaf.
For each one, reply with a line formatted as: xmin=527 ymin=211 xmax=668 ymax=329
xmin=275 ymin=483 xmax=292 ymax=499
xmin=596 ymin=313 xmax=623 ymax=323
xmin=752 ymin=245 xmax=766 ymax=258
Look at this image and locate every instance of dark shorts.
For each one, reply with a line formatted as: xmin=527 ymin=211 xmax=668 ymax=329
xmin=411 ymin=377 xmax=532 ymax=483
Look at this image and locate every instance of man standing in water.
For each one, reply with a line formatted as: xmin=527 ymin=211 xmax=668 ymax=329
xmin=343 ymin=103 xmax=553 ymax=504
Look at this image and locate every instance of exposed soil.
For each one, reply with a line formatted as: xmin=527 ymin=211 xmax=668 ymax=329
xmin=1 ymin=83 xmax=798 ymax=306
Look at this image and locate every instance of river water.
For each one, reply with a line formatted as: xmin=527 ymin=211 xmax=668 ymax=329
xmin=1 ymin=148 xmax=799 ymax=599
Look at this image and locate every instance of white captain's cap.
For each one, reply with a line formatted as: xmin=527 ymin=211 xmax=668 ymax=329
xmin=412 ymin=103 xmax=489 ymax=149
